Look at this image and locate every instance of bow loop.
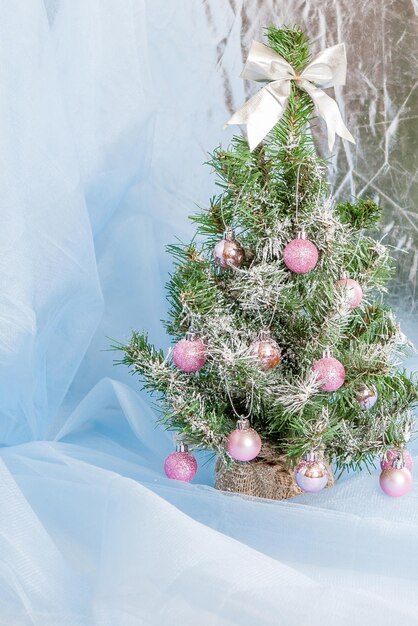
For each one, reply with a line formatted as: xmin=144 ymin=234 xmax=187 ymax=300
xmin=300 ymin=63 xmax=334 ymax=85
xmin=227 ymin=40 xmax=355 ymax=151
xmin=301 ymin=43 xmax=348 ymax=87
xmin=240 ymin=41 xmax=295 ymax=83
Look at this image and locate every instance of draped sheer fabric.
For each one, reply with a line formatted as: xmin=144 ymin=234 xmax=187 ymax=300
xmin=1 ymin=1 xmax=417 ymax=624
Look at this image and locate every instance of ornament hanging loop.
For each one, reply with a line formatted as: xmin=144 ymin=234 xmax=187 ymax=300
xmin=304 ymin=450 xmax=318 ymax=463
xmin=224 ymin=379 xmax=255 ymax=422
xmin=236 ymin=417 xmax=251 ymax=430
xmin=175 ymin=440 xmax=189 ymax=453
xmin=393 ymin=455 xmax=404 ymax=470
xmin=258 ymin=329 xmax=272 ymax=341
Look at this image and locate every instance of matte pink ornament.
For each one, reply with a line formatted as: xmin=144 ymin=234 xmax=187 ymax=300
xmin=227 ymin=418 xmax=262 ymax=462
xmin=312 ymin=353 xmax=346 ymax=392
xmin=172 ymin=333 xmax=207 ymax=373
xmin=379 ymin=464 xmax=412 ymax=497
xmin=335 ymin=277 xmax=363 ymax=309
xmin=381 ymin=448 xmax=413 ymax=472
xmin=295 ymin=452 xmax=328 ymax=493
xmin=283 ymin=232 xmax=318 ymax=274
xmin=164 ymin=447 xmax=197 ymax=482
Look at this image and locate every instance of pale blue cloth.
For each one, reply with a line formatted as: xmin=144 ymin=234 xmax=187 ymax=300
xmin=1 ymin=1 xmax=418 ymax=624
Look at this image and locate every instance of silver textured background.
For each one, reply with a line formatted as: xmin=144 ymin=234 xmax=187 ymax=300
xmin=54 ymin=0 xmax=418 ymax=404
xmin=147 ymin=0 xmax=418 ymax=338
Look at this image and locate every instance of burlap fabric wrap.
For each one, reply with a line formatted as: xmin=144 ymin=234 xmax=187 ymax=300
xmin=215 ymin=443 xmax=334 ymax=500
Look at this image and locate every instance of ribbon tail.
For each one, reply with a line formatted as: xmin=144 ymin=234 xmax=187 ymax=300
xmin=299 ymin=80 xmax=355 ymax=151
xmin=226 ymin=82 xmax=289 ymax=151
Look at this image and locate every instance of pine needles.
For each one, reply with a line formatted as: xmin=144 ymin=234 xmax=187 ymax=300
xmin=116 ymin=26 xmax=417 ymax=471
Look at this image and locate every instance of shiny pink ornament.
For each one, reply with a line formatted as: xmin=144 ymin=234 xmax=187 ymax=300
xmin=172 ymin=333 xmax=207 ymax=373
xmin=379 ymin=463 xmax=412 ymax=497
xmin=295 ymin=453 xmax=328 ymax=493
xmin=283 ymin=232 xmax=318 ymax=274
xmin=164 ymin=446 xmax=197 ymax=482
xmin=312 ymin=353 xmax=346 ymax=392
xmin=381 ymin=448 xmax=413 ymax=472
xmin=335 ymin=277 xmax=363 ymax=309
xmin=227 ymin=418 xmax=262 ymax=462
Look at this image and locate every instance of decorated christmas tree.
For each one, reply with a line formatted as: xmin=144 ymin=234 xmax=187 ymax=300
xmin=116 ymin=26 xmax=417 ymax=499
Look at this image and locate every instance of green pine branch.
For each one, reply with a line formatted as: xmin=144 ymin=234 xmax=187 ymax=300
xmin=115 ymin=25 xmax=417 ymax=473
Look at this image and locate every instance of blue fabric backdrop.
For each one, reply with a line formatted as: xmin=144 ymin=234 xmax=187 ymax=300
xmin=1 ymin=1 xmax=418 ymax=624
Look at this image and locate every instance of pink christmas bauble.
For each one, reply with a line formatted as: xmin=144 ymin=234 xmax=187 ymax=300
xmin=227 ymin=426 xmax=262 ymax=462
xmin=295 ymin=459 xmax=328 ymax=493
xmin=335 ymin=277 xmax=363 ymax=309
xmin=164 ymin=451 xmax=197 ymax=482
xmin=312 ymin=356 xmax=346 ymax=392
xmin=381 ymin=449 xmax=413 ymax=472
xmin=283 ymin=238 xmax=318 ymax=274
xmin=172 ymin=337 xmax=207 ymax=373
xmin=379 ymin=466 xmax=412 ymax=497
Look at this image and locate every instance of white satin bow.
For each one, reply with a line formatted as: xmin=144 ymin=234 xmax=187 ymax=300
xmin=226 ymin=41 xmax=355 ymax=151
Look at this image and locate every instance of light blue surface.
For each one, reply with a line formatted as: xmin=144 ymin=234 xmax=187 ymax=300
xmin=1 ymin=1 xmax=418 ymax=624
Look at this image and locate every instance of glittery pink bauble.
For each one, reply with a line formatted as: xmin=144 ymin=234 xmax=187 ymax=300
xmin=172 ymin=338 xmax=207 ymax=373
xmin=335 ymin=278 xmax=363 ymax=309
xmin=379 ymin=466 xmax=412 ymax=497
xmin=283 ymin=238 xmax=319 ymax=274
xmin=227 ymin=427 xmax=262 ymax=462
xmin=295 ymin=459 xmax=328 ymax=493
xmin=249 ymin=339 xmax=281 ymax=371
xmin=381 ymin=449 xmax=413 ymax=472
xmin=312 ymin=356 xmax=346 ymax=392
xmin=164 ymin=451 xmax=197 ymax=482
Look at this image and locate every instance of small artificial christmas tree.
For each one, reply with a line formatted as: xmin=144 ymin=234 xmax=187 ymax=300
xmin=116 ymin=26 xmax=417 ymax=499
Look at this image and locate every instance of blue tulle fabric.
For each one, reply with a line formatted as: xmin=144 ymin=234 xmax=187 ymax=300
xmin=1 ymin=1 xmax=418 ymax=624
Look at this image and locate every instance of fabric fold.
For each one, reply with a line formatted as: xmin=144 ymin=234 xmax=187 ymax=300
xmin=0 ymin=0 xmax=416 ymax=624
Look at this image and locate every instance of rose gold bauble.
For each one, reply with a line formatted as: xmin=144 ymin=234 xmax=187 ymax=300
xmin=249 ymin=332 xmax=281 ymax=371
xmin=213 ymin=230 xmax=245 ymax=269
xmin=294 ymin=452 xmax=328 ymax=493
xmin=355 ymin=383 xmax=378 ymax=409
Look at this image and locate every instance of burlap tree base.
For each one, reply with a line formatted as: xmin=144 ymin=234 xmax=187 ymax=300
xmin=215 ymin=444 xmax=334 ymax=500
